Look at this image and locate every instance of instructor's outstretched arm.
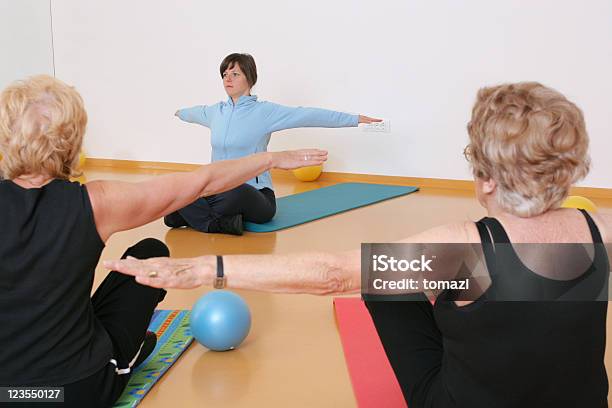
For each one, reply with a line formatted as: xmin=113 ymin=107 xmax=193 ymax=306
xmin=265 ymin=103 xmax=381 ymax=133
xmin=175 ymin=104 xmax=219 ymax=127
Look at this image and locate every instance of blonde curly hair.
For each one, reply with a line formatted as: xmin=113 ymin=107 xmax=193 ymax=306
xmin=465 ymin=82 xmax=589 ymax=217
xmin=0 ymin=75 xmax=87 ymax=180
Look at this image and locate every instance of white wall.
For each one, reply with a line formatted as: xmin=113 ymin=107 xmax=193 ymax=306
xmin=50 ymin=0 xmax=612 ymax=187
xmin=0 ymin=0 xmax=54 ymax=90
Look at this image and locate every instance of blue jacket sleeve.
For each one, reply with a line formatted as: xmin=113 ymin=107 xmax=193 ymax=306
xmin=264 ymin=103 xmax=359 ymax=133
xmin=176 ymin=105 xmax=214 ymax=128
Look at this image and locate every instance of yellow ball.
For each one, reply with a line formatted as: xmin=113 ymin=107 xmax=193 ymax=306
xmin=78 ymin=151 xmax=86 ymax=169
xmin=561 ymin=195 xmax=597 ymax=212
xmin=292 ymin=165 xmax=323 ymax=182
xmin=71 ymin=175 xmax=87 ymax=184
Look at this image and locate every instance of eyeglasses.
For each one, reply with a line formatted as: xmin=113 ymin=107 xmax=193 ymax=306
xmin=463 ymin=144 xmax=472 ymax=162
xmin=463 ymin=145 xmax=485 ymax=178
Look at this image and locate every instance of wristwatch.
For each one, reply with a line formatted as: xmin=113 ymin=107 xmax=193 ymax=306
xmin=214 ymin=255 xmax=226 ymax=289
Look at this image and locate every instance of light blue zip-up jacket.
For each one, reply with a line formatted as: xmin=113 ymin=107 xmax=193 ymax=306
xmin=177 ymin=95 xmax=359 ymax=191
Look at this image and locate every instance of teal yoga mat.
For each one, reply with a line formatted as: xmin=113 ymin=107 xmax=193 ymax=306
xmin=244 ymin=182 xmax=418 ymax=232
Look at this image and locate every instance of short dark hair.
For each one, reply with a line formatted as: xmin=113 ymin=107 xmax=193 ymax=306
xmin=220 ymin=53 xmax=257 ymax=88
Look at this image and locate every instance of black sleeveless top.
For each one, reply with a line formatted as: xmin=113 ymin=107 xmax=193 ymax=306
xmin=0 ymin=179 xmax=113 ymax=385
xmin=434 ymin=211 xmax=608 ymax=407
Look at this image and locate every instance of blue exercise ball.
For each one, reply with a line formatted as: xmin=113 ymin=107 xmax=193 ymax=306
xmin=190 ymin=290 xmax=251 ymax=351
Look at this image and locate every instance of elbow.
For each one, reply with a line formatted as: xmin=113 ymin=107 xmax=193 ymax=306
xmin=200 ymin=183 xmax=217 ymax=197
xmin=200 ymin=174 xmax=235 ymax=197
xmin=317 ymin=256 xmax=356 ymax=295
xmin=320 ymin=273 xmax=353 ymax=296
xmin=190 ymin=169 xmax=216 ymax=198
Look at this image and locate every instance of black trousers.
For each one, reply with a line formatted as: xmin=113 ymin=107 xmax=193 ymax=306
xmin=365 ymin=295 xmax=449 ymax=408
xmin=60 ymin=238 xmax=168 ymax=407
xmin=176 ymin=184 xmax=276 ymax=232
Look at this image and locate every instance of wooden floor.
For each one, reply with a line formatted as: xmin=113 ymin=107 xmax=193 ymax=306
xmin=86 ymin=166 xmax=612 ymax=408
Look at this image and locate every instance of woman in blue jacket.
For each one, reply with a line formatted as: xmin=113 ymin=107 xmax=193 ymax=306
xmin=166 ymin=53 xmax=381 ymax=235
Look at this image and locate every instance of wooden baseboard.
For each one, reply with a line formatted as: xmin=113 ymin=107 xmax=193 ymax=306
xmin=84 ymin=158 xmax=612 ymax=199
xmin=85 ymin=158 xmax=199 ymax=172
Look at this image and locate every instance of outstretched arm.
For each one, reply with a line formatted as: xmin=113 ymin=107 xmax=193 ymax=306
xmin=175 ymin=104 xmax=216 ymax=127
xmin=105 ymin=251 xmax=361 ymax=295
xmin=87 ymin=149 xmax=327 ymax=242
xmin=265 ymin=103 xmax=381 ymax=133
xmin=103 ymin=222 xmax=476 ymax=295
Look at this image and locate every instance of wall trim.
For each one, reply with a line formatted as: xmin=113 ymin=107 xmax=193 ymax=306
xmin=84 ymin=158 xmax=612 ymax=199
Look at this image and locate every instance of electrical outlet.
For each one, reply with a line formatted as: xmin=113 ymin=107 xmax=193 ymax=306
xmin=361 ymin=119 xmax=390 ymax=133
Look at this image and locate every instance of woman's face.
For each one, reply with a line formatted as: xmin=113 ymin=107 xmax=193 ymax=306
xmin=222 ymin=63 xmax=250 ymax=99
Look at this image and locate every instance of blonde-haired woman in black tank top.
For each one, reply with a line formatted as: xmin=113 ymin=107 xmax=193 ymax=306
xmin=0 ymin=75 xmax=327 ymax=407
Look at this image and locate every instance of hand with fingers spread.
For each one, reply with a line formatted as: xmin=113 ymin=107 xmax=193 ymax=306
xmin=271 ymin=149 xmax=328 ymax=170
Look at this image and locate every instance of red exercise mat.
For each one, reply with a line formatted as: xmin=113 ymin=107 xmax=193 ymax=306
xmin=334 ymin=297 xmax=407 ymax=408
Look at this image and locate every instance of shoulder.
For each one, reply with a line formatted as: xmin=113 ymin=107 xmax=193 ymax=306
xmin=208 ymin=101 xmax=224 ymax=110
xmin=47 ymin=178 xmax=84 ymax=197
xmin=84 ymin=180 xmax=106 ymax=214
xmin=398 ymin=221 xmax=480 ymax=244
xmin=258 ymin=100 xmax=293 ymax=110
xmin=590 ymin=211 xmax=612 ymax=244
xmin=202 ymin=102 xmax=225 ymax=118
xmin=85 ymin=179 xmax=124 ymax=216
xmin=256 ymin=100 xmax=278 ymax=109
xmin=254 ymin=101 xmax=286 ymax=118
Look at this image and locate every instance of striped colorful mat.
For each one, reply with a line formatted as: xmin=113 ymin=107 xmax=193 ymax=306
xmin=113 ymin=310 xmax=193 ymax=407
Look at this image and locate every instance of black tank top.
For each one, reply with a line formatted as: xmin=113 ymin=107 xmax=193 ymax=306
xmin=434 ymin=211 xmax=608 ymax=407
xmin=0 ymin=179 xmax=113 ymax=385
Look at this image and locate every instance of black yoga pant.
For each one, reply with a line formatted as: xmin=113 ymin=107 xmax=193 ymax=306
xmin=365 ymin=295 xmax=450 ymax=408
xmin=60 ymin=238 xmax=168 ymax=408
xmin=177 ymin=184 xmax=276 ymax=232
